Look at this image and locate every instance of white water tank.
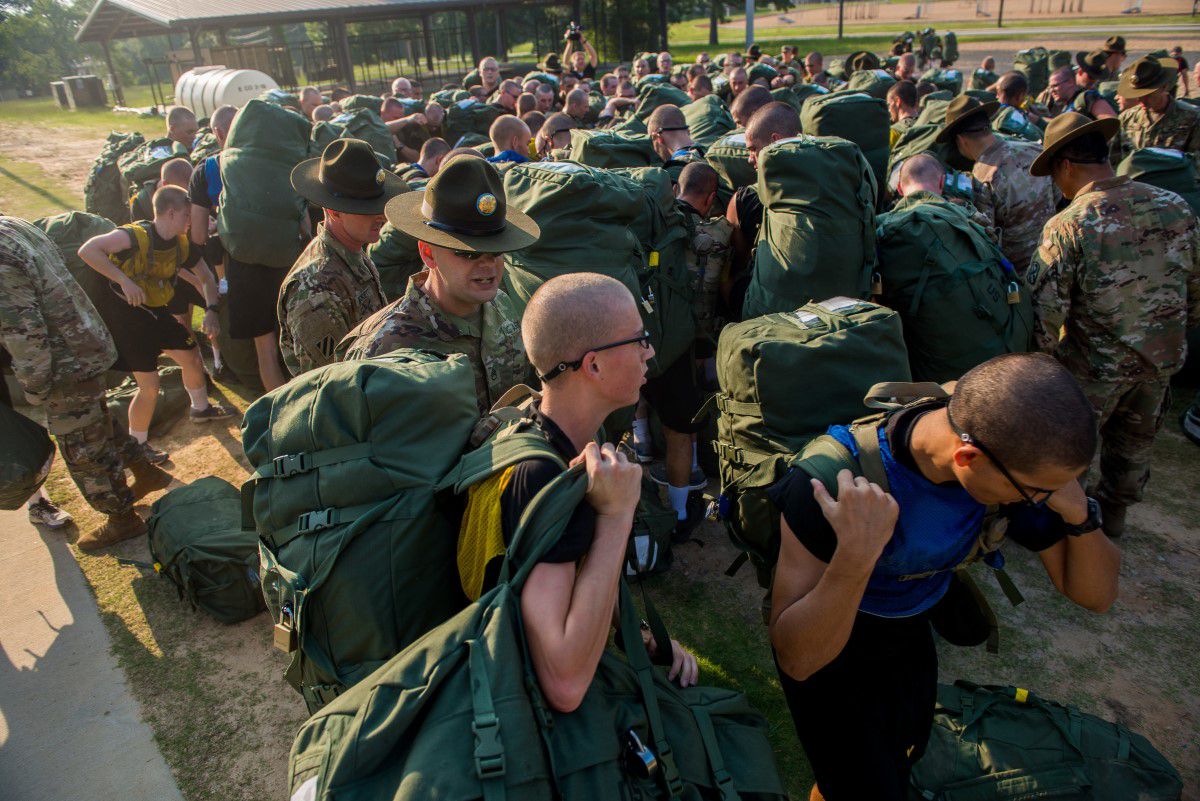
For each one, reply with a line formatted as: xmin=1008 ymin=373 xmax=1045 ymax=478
xmin=174 ymin=66 xmax=278 ymax=118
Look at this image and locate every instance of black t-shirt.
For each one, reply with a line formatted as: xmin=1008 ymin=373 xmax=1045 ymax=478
xmin=568 ymin=64 xmax=596 ymax=80
xmin=733 ymin=185 xmax=764 ymax=246
xmin=188 ymin=163 xmax=214 ymax=211
xmin=113 ymin=223 xmax=202 ymax=272
xmin=767 ymin=401 xmax=1068 ymax=565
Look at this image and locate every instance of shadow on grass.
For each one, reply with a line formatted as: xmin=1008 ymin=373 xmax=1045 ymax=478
xmin=0 ymin=162 xmax=76 ymax=212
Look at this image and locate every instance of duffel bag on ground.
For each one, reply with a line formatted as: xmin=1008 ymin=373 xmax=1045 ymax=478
xmin=875 ymin=196 xmax=1032 ymax=382
xmin=569 ymin=128 xmax=660 ymax=168
xmin=801 ymin=91 xmax=890 ymax=202
xmin=682 ymin=95 xmax=735 ymax=147
xmin=711 ymin=298 xmax=910 ymax=587
xmin=0 ymin=403 xmax=54 ymax=511
xmin=1118 ymin=147 xmax=1200 ymax=216
xmin=217 ymin=98 xmax=311 ymax=269
xmin=287 ymin=457 xmax=789 ymax=801
xmin=243 ymin=351 xmax=480 ymax=712
xmin=911 ymin=681 xmax=1183 ymax=800
xmin=85 ymin=131 xmax=144 ymax=226
xmin=145 ymin=476 xmax=266 ymax=624
xmin=742 ymin=135 xmax=877 ymax=319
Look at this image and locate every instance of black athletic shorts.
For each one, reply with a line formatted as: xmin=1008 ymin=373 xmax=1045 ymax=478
xmin=226 ymin=257 xmax=286 ymax=339
xmin=102 ymin=299 xmax=197 ymax=373
xmin=165 ymin=278 xmax=205 ymax=316
xmin=775 ymin=612 xmax=937 ymax=801
xmin=642 ymin=345 xmax=706 ymax=434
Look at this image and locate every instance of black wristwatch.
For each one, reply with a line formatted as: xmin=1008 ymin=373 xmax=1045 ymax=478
xmin=205 ymin=304 xmax=219 ymax=312
xmin=1063 ymin=496 xmax=1103 ymax=537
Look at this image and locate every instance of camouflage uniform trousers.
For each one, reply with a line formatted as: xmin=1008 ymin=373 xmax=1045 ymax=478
xmin=1075 ymin=375 xmax=1172 ymax=508
xmin=44 ymin=378 xmax=137 ymax=515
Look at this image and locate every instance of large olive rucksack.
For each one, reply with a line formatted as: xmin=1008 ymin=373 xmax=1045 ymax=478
xmin=85 ymin=131 xmax=145 ymax=225
xmin=633 ymin=82 xmax=692 ymax=121
xmin=242 ymin=351 xmax=482 ymax=712
xmin=31 ymin=211 xmax=116 ymax=287
xmin=972 ymin=68 xmax=1000 ymax=91
xmin=992 ymin=105 xmax=1043 ymax=143
xmin=800 ymin=92 xmax=890 ymax=202
xmin=704 ymin=130 xmax=755 ymax=208
xmin=920 ymin=67 xmax=964 ymax=96
xmin=569 ymin=128 xmax=660 ymax=168
xmin=682 ymin=94 xmax=735 ymax=147
xmin=742 ymin=135 xmax=877 ymax=320
xmin=841 ymin=68 xmax=896 ymax=100
xmin=709 ymin=299 xmax=910 ymax=587
xmin=430 ymin=88 xmax=470 ymax=107
xmin=445 ymin=99 xmax=504 ymax=147
xmin=1014 ymin=48 xmax=1051 ymax=99
xmin=1118 ymin=147 xmax=1200 ymax=216
xmin=911 ymin=682 xmax=1184 ymax=800
xmin=189 ymin=128 xmax=221 ymax=165
xmin=339 ymin=94 xmax=383 ymax=114
xmin=117 ymin=137 xmax=190 ymax=186
xmin=365 ymin=221 xmax=423 ymax=301
xmin=943 ymin=31 xmax=959 ymax=64
xmin=218 ymin=98 xmax=311 ymax=269
xmin=287 ymin=457 xmax=789 ymax=801
xmin=143 ymin=476 xmax=267 ymax=625
xmin=312 ymin=110 xmax=397 ymax=167
xmin=0 ymin=403 xmax=54 ymax=510
xmin=875 ymin=197 xmax=1033 ymax=383
xmin=258 ymin=88 xmax=303 ymax=112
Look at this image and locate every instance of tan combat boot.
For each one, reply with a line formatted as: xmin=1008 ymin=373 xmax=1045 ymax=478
xmin=127 ymin=459 xmax=173 ymax=500
xmin=77 ymin=509 xmax=147 ymax=551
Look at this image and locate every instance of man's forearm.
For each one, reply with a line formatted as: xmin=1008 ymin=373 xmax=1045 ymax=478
xmin=1054 ymin=531 xmax=1120 ymax=612
xmin=770 ymin=554 xmax=871 ymax=681
xmin=79 ymin=244 xmax=129 ymax=286
xmin=559 ymin=512 xmax=631 ymax=673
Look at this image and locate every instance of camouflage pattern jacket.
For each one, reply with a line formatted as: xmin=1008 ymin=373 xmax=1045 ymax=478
xmin=971 ymin=137 xmax=1058 ymax=274
xmin=338 ymin=269 xmax=527 ymax=413
xmin=1113 ymin=100 xmax=1200 ymax=165
xmin=1028 ymin=175 xmax=1200 ymax=383
xmin=0 ymin=217 xmax=117 ymax=403
xmin=277 ymin=223 xmax=387 ymax=376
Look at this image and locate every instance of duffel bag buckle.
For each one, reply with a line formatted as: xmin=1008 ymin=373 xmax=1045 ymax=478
xmin=472 ymin=713 xmax=506 ymax=779
xmin=296 ymin=508 xmax=336 ymax=535
xmin=622 ymin=729 xmax=659 ymax=780
xmin=272 ymin=452 xmax=310 ymax=478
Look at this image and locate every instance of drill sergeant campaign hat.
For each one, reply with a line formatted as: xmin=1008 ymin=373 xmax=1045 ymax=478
xmin=384 ymin=154 xmax=540 ymax=253
xmin=1076 ymin=49 xmax=1109 ymax=79
xmin=935 ymin=94 xmax=1001 ymax=143
xmin=290 ymin=138 xmax=407 ymax=215
xmin=1028 ymin=111 xmax=1119 ymax=176
xmin=1117 ymin=56 xmax=1179 ymax=99
xmin=1103 ymin=36 xmax=1127 ymax=55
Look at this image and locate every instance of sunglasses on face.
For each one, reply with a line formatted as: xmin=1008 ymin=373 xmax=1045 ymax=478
xmin=451 ymin=249 xmax=493 ymax=261
xmin=537 ymin=331 xmax=652 ymax=382
xmin=946 ymin=404 xmax=1054 ymax=507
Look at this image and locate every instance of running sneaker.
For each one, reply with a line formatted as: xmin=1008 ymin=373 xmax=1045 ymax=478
xmin=648 ymin=463 xmax=708 ymax=491
xmin=189 ymin=403 xmax=233 ymax=422
xmin=28 ymin=497 xmax=73 ymax=529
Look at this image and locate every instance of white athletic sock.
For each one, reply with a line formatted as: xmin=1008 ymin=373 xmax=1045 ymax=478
xmin=668 ymin=484 xmax=689 ymax=521
xmin=632 ymin=417 xmax=650 ymax=446
xmin=186 ymin=386 xmax=209 ymax=411
xmin=130 ymin=429 xmax=149 ymax=444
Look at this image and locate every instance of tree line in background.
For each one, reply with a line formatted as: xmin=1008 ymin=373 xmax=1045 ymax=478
xmin=0 ymin=0 xmax=798 ymax=97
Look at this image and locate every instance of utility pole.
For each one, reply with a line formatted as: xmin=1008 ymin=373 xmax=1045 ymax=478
xmin=998 ymin=0 xmax=1006 ymax=26
xmin=745 ymin=0 xmax=754 ymax=51
xmin=838 ymin=0 xmax=845 ymax=39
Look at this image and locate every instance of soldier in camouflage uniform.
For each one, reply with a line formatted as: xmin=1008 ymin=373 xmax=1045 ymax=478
xmin=1026 ymin=113 xmax=1200 ymax=536
xmin=339 ymin=154 xmax=540 ymax=414
xmin=0 ymin=216 xmax=160 ymax=550
xmin=278 ymin=139 xmax=405 ymax=376
xmin=1111 ymin=56 xmax=1200 ymax=165
xmin=938 ymin=94 xmax=1058 ymax=274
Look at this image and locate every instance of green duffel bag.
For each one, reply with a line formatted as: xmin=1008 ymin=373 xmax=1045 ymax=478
xmin=742 ymin=135 xmax=878 ymax=320
xmin=523 ymin=70 xmax=559 ymax=88
xmin=242 ymin=351 xmax=482 ymax=712
xmin=326 ymin=109 xmax=396 ymax=167
xmin=841 ymin=68 xmax=897 ymax=99
xmin=1097 ymin=79 xmax=1120 ymax=109
xmin=992 ymin=105 xmax=1043 ymax=143
xmin=144 ymin=476 xmax=266 ymax=624
xmin=912 ymin=681 xmax=1184 ymax=800
xmin=445 ymin=99 xmax=504 ymax=148
xmin=801 ymin=92 xmax=890 ymax=201
xmin=258 ymin=88 xmax=303 ymax=112
xmin=217 ymin=98 xmax=311 ymax=269
xmin=288 ymin=456 xmax=789 ymax=801
xmin=31 ymin=211 xmax=115 ymax=288
xmin=309 ymin=120 xmax=343 ymax=155
xmin=569 ymin=128 xmax=660 ymax=168
xmin=769 ymin=86 xmax=804 ymax=114
xmin=920 ymin=67 xmax=964 ymax=96
xmin=0 ymin=403 xmax=54 ymax=511
xmin=875 ymin=196 xmax=1033 ymax=383
xmin=431 ymin=88 xmax=470 ymax=107
xmin=682 ymin=94 xmax=735 ymax=147
xmin=972 ymin=68 xmax=1000 ymax=90
xmin=634 ymin=82 xmax=692 ymax=122
xmin=1014 ymin=47 xmax=1050 ymax=99
xmin=1118 ymin=147 xmax=1200 ymax=216
xmin=118 ymin=136 xmax=190 ymax=186
xmin=339 ymin=94 xmax=383 ymax=114
xmin=85 ymin=131 xmax=145 ymax=225
xmin=106 ymin=365 xmax=190 ymax=439
xmin=943 ymin=31 xmax=959 ymax=64
xmin=611 ymin=115 xmax=649 ymax=136
xmin=705 ymin=130 xmax=755 ymax=208
xmin=749 ymin=61 xmax=779 ymax=85
xmin=963 ymin=89 xmax=997 ymax=104
xmin=611 ymin=166 xmax=695 ymax=374
xmin=365 ymin=221 xmax=423 ymax=301
xmin=710 ymin=298 xmax=910 ymax=587
xmin=189 ymin=128 xmax=221 ymax=165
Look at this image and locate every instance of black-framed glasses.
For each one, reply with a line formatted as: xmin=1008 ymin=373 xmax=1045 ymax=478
xmin=537 ymin=331 xmax=652 ymax=382
xmin=946 ymin=404 xmax=1054 ymax=507
xmin=451 ymin=249 xmax=492 ymax=261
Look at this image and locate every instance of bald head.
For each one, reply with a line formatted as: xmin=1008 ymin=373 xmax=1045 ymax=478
xmin=391 ymin=76 xmax=413 ymax=98
xmin=565 ymin=88 xmax=589 ymax=118
xmin=160 ymin=157 xmax=193 ymax=188
xmin=897 ymin=153 xmax=944 ymax=196
xmin=210 ymin=104 xmax=237 ymax=145
xmin=730 ymin=85 xmax=773 ymax=127
xmin=995 ymin=71 xmax=1028 ymax=105
xmin=646 ymin=104 xmax=687 ymax=134
xmin=745 ymin=101 xmax=801 ymax=159
xmin=166 ymin=105 xmax=198 ymax=149
xmin=489 ymin=114 xmax=531 ymax=154
xmin=312 ymin=104 xmax=335 ymax=122
xmin=522 ymin=273 xmax=639 ymax=379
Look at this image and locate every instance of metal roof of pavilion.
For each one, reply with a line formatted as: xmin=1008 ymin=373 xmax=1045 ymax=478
xmin=76 ymin=0 xmax=544 ymax=42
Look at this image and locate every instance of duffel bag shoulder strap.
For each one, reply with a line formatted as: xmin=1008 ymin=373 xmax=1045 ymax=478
xmin=240 ymin=441 xmax=375 ymax=531
xmin=791 ymin=419 xmax=892 ymax=494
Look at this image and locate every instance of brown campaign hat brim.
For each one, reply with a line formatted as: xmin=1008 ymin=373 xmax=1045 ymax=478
xmin=935 ymin=100 xmax=1001 ymax=143
xmin=384 ymin=189 xmax=541 ymax=253
xmin=1029 ymin=115 xmax=1119 ymax=176
xmin=291 ymin=157 xmax=408 ymax=215
xmin=1117 ymin=57 xmax=1177 ymax=99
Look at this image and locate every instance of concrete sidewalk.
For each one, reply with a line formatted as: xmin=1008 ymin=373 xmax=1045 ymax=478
xmin=0 ymin=508 xmax=184 ymax=801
